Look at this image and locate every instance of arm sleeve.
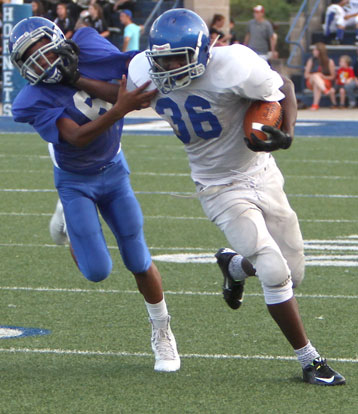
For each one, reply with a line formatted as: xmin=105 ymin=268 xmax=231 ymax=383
xmin=227 ymin=46 xmax=284 ymax=101
xmin=127 ymin=51 xmax=155 ymax=91
xmin=73 ymin=27 xmax=137 ymax=80
xmin=124 ymin=25 xmax=132 ymax=38
xmin=12 ymin=88 xmax=69 ymax=144
xmin=267 ymin=21 xmax=274 ymax=37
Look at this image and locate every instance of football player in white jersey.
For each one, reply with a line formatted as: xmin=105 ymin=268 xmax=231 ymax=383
xmin=61 ymin=8 xmax=345 ymax=386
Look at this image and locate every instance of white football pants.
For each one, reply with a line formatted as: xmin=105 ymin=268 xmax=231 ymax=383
xmin=198 ymin=156 xmax=305 ymax=305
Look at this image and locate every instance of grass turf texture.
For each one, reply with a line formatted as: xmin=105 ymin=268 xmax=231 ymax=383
xmin=0 ymin=132 xmax=357 ymax=413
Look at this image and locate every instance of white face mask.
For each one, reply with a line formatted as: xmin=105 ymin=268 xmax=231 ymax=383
xmin=12 ymin=25 xmax=66 ymax=85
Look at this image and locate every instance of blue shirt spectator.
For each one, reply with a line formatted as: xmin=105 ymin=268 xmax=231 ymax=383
xmin=120 ymin=9 xmax=141 ymax=51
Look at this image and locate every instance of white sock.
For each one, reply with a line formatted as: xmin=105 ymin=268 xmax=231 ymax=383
xmin=228 ymin=255 xmax=248 ymax=282
xmin=145 ymin=298 xmax=168 ymax=326
xmin=294 ymin=341 xmax=320 ymax=368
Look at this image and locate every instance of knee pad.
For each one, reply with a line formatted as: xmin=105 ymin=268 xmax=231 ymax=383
xmin=262 ymin=277 xmax=293 ymax=305
xmin=288 ymin=253 xmax=305 ymax=288
xmin=120 ymin=232 xmax=152 ymax=274
xmin=82 ymin=260 xmax=112 ymax=283
xmin=254 ymin=248 xmax=291 ymax=287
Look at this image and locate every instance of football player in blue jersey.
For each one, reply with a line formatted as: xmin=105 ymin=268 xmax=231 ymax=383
xmin=9 ymin=16 xmax=180 ymax=372
xmin=60 ymin=9 xmax=346 ymax=386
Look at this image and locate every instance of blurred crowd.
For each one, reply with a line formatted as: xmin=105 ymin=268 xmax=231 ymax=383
xmin=304 ymin=42 xmax=358 ymax=109
xmin=2 ymin=1 xmax=358 ymax=109
xmin=209 ymin=5 xmax=278 ymax=63
xmin=0 ymin=0 xmax=141 ymax=52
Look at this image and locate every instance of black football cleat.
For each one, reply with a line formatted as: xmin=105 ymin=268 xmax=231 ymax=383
xmin=302 ymin=358 xmax=346 ymax=386
xmin=215 ymin=248 xmax=245 ymax=310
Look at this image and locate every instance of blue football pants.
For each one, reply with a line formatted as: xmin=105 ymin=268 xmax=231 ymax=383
xmin=54 ymin=154 xmax=152 ymax=282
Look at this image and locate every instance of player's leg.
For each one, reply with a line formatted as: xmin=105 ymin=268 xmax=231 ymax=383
xmin=311 ymin=76 xmax=323 ymax=108
xmin=259 ymin=165 xmax=305 ymax=289
xmin=62 ymin=195 xmax=112 ymax=282
xmin=345 ymin=78 xmax=357 ymax=107
xmin=200 ymin=189 xmax=345 ymax=385
xmin=339 ymin=86 xmax=346 ymax=107
xmin=49 ymin=199 xmax=68 ymax=245
xmin=54 ymin=168 xmax=112 ymax=282
xmin=98 ymin=162 xmax=180 ymax=372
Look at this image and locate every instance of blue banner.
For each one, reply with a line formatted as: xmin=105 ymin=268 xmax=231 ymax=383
xmin=2 ymin=4 xmax=32 ymax=116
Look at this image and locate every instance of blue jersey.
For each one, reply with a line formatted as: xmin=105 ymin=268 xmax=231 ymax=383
xmin=12 ymin=27 xmax=137 ymax=174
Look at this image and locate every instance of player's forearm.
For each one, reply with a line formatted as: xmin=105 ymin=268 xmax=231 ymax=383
xmin=75 ymin=77 xmax=119 ymax=104
xmin=279 ymin=76 xmax=297 ymax=138
xmin=58 ymin=106 xmax=125 ymax=148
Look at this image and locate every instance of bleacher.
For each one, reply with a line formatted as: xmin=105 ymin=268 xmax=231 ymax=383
xmin=286 ymin=0 xmax=358 ymax=107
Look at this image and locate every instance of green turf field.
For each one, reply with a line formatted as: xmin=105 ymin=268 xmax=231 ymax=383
xmin=0 ymin=132 xmax=357 ymax=413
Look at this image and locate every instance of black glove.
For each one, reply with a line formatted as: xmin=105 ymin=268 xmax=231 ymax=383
xmin=55 ymin=40 xmax=81 ymax=85
xmin=244 ymin=125 xmax=293 ymax=152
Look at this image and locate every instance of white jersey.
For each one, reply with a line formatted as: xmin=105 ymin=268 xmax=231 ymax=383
xmin=345 ymin=0 xmax=358 ymax=14
xmin=128 ymin=44 xmax=284 ymax=186
xmin=325 ymin=4 xmax=346 ymax=33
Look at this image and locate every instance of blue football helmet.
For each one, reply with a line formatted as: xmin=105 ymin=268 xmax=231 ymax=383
xmin=9 ymin=17 xmax=66 ymax=85
xmin=146 ymin=9 xmax=211 ymax=94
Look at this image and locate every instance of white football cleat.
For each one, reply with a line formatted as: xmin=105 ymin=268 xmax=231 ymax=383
xmin=49 ymin=199 xmax=69 ymax=245
xmin=150 ymin=316 xmax=180 ymax=372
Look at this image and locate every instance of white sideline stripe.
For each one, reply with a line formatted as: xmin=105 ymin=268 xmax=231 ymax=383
xmin=1 ymin=212 xmax=358 ymax=223
xmin=2 ymin=153 xmax=358 ymax=164
xmin=0 ymin=243 xmax=210 ymax=251
xmin=2 ymin=241 xmax=358 ymax=250
xmin=0 ymin=347 xmax=356 ymax=363
xmin=280 ymin=159 xmax=358 ymax=165
xmin=0 ymin=170 xmax=356 ymax=181
xmin=2 ymin=188 xmax=358 ymax=199
xmin=0 ymin=286 xmax=357 ymax=300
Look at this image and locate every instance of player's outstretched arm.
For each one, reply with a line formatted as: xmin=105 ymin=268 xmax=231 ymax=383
xmin=56 ymin=41 xmax=122 ymax=104
xmin=75 ymin=77 xmax=120 ymax=104
xmin=57 ymin=75 xmax=157 ymax=148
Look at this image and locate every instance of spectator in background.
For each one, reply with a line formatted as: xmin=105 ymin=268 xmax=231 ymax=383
xmin=344 ymin=50 xmax=358 ymax=107
xmin=244 ymin=5 xmax=277 ymax=61
xmin=344 ymin=0 xmax=358 ymax=43
xmin=209 ymin=14 xmax=230 ymax=46
xmin=88 ymin=3 xmax=110 ymax=38
xmin=120 ymin=9 xmax=141 ymax=51
xmin=324 ymin=0 xmax=358 ymax=44
xmin=304 ymin=42 xmax=336 ymax=110
xmin=229 ymin=18 xmax=239 ymax=44
xmin=113 ymin=0 xmax=136 ymax=14
xmin=32 ymin=0 xmax=46 ymax=17
xmin=329 ymin=55 xmax=355 ymax=107
xmin=54 ymin=3 xmax=74 ymax=39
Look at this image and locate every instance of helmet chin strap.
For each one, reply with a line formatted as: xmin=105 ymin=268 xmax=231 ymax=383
xmin=193 ymin=31 xmax=203 ymax=62
xmin=207 ymin=35 xmax=220 ymax=63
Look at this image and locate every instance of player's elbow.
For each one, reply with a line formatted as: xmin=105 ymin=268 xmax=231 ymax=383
xmin=281 ymin=75 xmax=294 ymax=90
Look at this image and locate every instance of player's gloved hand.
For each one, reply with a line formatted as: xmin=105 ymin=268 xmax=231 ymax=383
xmin=244 ymin=125 xmax=293 ymax=152
xmin=55 ymin=40 xmax=81 ymax=85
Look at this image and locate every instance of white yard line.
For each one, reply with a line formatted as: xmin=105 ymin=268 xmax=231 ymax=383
xmin=0 ymin=346 xmax=356 ymax=363
xmin=2 ymin=188 xmax=358 ymax=198
xmin=0 ymin=170 xmax=356 ymax=180
xmin=0 ymin=286 xmax=357 ymax=300
xmin=0 ymin=211 xmax=357 ymax=223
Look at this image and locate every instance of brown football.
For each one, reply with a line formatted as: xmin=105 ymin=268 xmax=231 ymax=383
xmin=244 ymin=101 xmax=283 ymax=143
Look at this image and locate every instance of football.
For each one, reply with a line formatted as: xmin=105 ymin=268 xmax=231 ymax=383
xmin=244 ymin=101 xmax=283 ymax=143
